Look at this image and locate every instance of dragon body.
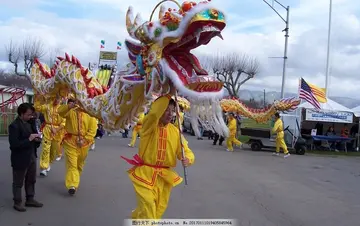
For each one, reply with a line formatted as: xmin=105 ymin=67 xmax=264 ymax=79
xmin=29 ymin=0 xmax=229 ymax=136
xmin=220 ymin=97 xmax=300 ymax=123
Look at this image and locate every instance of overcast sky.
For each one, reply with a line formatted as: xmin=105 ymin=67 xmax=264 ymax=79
xmin=0 ymin=0 xmax=359 ymax=98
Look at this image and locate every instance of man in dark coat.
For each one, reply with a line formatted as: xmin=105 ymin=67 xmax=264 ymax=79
xmin=213 ymin=111 xmax=227 ymax=145
xmin=8 ymin=103 xmax=43 ymax=212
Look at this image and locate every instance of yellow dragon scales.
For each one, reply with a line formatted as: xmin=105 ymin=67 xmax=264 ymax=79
xmin=29 ymin=0 xmax=229 ymax=136
xmin=220 ymin=97 xmax=301 ymax=123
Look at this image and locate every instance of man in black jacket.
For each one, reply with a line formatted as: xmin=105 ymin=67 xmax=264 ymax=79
xmin=8 ymin=103 xmax=43 ymax=212
xmin=213 ymin=111 xmax=227 ymax=145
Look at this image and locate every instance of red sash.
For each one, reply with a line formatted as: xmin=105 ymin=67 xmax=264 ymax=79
xmin=121 ymin=154 xmax=169 ymax=169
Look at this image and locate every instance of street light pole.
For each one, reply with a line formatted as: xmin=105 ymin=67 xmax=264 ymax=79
xmin=325 ymin=0 xmax=332 ymax=98
xmin=281 ymin=6 xmax=290 ymax=99
xmin=263 ymin=0 xmax=290 ymax=99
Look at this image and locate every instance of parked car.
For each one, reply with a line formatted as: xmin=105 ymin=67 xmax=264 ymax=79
xmin=183 ymin=114 xmax=211 ymax=137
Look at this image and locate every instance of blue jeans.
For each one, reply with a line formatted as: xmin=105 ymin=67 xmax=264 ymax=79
xmin=198 ymin=127 xmax=204 ymax=137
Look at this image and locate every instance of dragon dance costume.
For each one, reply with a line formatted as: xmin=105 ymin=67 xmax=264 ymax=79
xmin=58 ymin=104 xmax=97 ymax=194
xmin=122 ymin=96 xmax=195 ymax=219
xmin=26 ymin=0 xmax=302 ymax=218
xmin=129 ymin=113 xmax=145 ymax=147
xmin=34 ymin=98 xmax=66 ymax=176
xmin=226 ymin=115 xmax=241 ymax=152
xmin=272 ymin=117 xmax=290 ymax=157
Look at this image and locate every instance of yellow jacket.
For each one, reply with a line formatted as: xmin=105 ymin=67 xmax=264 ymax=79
xmin=34 ymin=101 xmax=66 ymax=141
xmin=133 ymin=113 xmax=145 ymax=131
xmin=58 ymin=105 xmax=98 ymax=148
xmin=125 ymin=96 xmax=195 ymax=189
xmin=227 ymin=117 xmax=237 ymax=137
xmin=137 ymin=113 xmax=145 ymax=125
xmin=272 ymin=118 xmax=284 ymax=139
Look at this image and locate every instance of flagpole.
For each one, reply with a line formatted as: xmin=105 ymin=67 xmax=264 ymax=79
xmin=98 ymin=40 xmax=101 ymax=67
xmin=325 ymin=0 xmax=332 ymax=98
xmin=297 ymin=77 xmax=301 ymax=99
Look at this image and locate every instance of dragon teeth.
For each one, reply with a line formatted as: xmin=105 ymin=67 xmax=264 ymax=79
xmin=216 ymin=33 xmax=224 ymax=40
xmin=196 ymin=32 xmax=201 ymax=43
xmin=201 ymin=25 xmax=220 ymax=32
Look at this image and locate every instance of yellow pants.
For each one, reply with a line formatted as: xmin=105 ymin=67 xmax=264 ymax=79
xmin=131 ymin=177 xmax=172 ymax=219
xmin=39 ymin=137 xmax=62 ymax=170
xmin=57 ymin=147 xmax=63 ymax=157
xmin=63 ymin=143 xmax=89 ymax=189
xmin=129 ymin=125 xmax=141 ymax=147
xmin=276 ymin=138 xmax=289 ymax=154
xmin=226 ymin=135 xmax=242 ymax=151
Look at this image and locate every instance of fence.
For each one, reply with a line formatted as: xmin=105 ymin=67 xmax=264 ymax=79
xmin=0 ymin=110 xmax=17 ymax=135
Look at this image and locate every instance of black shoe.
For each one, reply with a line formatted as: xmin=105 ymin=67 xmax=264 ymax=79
xmin=13 ymin=203 xmax=26 ymax=212
xmin=219 ymin=143 xmax=223 ymax=146
xmin=25 ymin=199 xmax=43 ymax=208
xmin=68 ymin=187 xmax=76 ymax=196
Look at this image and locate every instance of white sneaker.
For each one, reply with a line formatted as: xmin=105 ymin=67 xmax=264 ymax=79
xmin=272 ymin=152 xmax=280 ymax=156
xmin=40 ymin=170 xmax=47 ymax=177
xmin=128 ymin=144 xmax=133 ymax=147
xmin=226 ymin=149 xmax=232 ymax=152
xmin=90 ymin=144 xmax=95 ymax=150
xmin=284 ymin=153 xmax=290 ymax=158
xmin=56 ymin=156 xmax=62 ymax=161
xmin=46 ymin=166 xmax=51 ymax=172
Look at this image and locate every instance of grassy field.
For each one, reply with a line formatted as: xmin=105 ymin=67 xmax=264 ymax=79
xmin=241 ymin=118 xmax=272 ymax=129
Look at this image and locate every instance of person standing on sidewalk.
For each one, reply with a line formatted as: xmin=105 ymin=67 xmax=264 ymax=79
xmin=8 ymin=103 xmax=43 ymax=212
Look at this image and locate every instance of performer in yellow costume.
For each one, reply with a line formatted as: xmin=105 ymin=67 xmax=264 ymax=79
xmin=90 ymin=118 xmax=99 ymax=151
xmin=58 ymin=98 xmax=98 ymax=195
xmin=272 ymin=112 xmax=290 ymax=158
xmin=128 ymin=113 xmax=145 ymax=147
xmin=34 ymin=96 xmax=66 ymax=177
xmin=121 ymin=94 xmax=195 ymax=219
xmin=226 ymin=113 xmax=242 ymax=152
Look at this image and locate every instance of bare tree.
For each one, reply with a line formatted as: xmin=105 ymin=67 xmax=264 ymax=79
xmin=5 ymin=40 xmax=21 ymax=75
xmin=242 ymin=98 xmax=264 ymax=109
xmin=22 ymin=37 xmax=46 ymax=75
xmin=5 ymin=37 xmax=46 ymax=75
xmin=204 ymin=52 xmax=260 ymax=98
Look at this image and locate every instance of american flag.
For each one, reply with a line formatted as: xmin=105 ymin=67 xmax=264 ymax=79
xmin=299 ymin=78 xmax=321 ymax=109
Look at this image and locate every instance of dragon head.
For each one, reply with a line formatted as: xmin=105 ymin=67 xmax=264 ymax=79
xmin=122 ymin=0 xmax=226 ymax=100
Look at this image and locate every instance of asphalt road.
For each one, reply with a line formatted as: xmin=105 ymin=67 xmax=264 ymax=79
xmin=0 ymin=134 xmax=360 ymax=226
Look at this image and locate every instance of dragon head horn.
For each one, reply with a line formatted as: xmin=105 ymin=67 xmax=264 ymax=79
xmin=126 ymin=6 xmax=145 ymax=41
xmin=34 ymin=58 xmax=40 ymax=65
xmin=158 ymin=5 xmax=166 ymax=19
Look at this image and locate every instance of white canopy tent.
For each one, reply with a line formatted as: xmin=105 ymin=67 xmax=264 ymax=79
xmin=295 ymin=98 xmax=355 ymax=137
xmin=298 ymin=98 xmax=354 ymax=112
xmin=296 ymin=98 xmax=359 ymax=151
xmin=351 ymin=106 xmax=360 ymax=117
